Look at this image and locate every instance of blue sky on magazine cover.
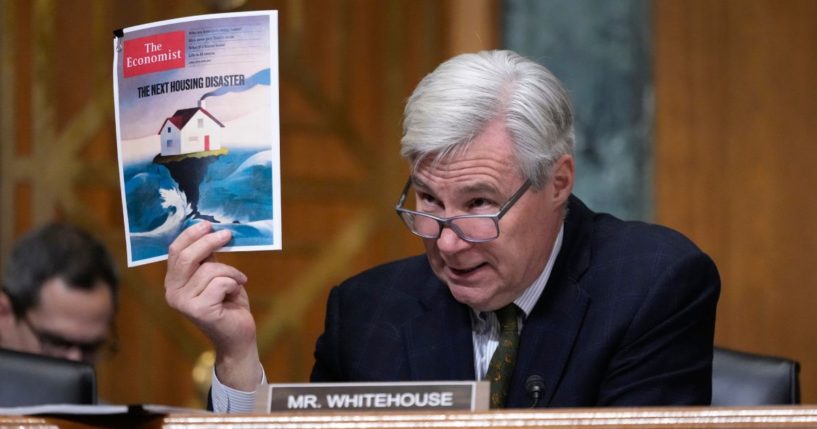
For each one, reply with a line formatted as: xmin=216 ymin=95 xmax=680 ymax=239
xmin=117 ymin=14 xmax=278 ymax=264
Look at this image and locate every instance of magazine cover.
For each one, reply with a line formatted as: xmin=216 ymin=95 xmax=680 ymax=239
xmin=113 ymin=11 xmax=281 ymax=267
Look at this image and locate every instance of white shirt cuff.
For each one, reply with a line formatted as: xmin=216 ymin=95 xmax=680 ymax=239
xmin=211 ymin=365 xmax=267 ymax=413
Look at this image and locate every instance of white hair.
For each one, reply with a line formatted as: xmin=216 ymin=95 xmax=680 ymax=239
xmin=401 ymin=50 xmax=574 ymax=188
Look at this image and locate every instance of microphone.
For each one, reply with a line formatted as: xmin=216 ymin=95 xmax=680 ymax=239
xmin=525 ymin=375 xmax=545 ymax=408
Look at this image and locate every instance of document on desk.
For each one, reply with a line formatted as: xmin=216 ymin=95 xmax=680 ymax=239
xmin=0 ymin=403 xmax=208 ymax=416
xmin=112 ymin=11 xmax=281 ymax=266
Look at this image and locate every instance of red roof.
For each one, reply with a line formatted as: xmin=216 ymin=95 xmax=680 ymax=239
xmin=157 ymin=107 xmax=225 ymax=135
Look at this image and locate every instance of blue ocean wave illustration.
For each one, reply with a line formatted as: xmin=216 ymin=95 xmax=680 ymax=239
xmin=124 ymin=148 xmax=274 ymax=262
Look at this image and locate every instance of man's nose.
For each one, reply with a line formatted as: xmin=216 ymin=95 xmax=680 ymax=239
xmin=61 ymin=346 xmax=84 ymax=362
xmin=436 ymin=226 xmax=470 ymax=252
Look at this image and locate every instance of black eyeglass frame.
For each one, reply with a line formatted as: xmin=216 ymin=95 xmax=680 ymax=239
xmin=394 ymin=176 xmax=532 ymax=243
xmin=18 ymin=316 xmax=110 ymax=359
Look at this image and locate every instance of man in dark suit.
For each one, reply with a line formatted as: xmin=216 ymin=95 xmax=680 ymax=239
xmin=164 ymin=50 xmax=720 ymax=411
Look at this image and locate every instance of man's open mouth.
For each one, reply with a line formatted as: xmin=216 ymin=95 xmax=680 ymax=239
xmin=449 ymin=262 xmax=488 ymax=276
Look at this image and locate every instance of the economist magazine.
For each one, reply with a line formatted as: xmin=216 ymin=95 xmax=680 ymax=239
xmin=113 ymin=11 xmax=281 ymax=266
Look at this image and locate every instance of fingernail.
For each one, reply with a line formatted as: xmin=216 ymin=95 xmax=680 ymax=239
xmin=217 ymin=229 xmax=232 ymax=240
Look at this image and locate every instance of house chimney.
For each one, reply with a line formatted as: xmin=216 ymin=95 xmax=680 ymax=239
xmin=198 ymin=98 xmax=206 ymax=109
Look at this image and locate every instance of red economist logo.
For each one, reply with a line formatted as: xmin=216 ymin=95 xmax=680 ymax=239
xmin=123 ymin=31 xmax=186 ymax=78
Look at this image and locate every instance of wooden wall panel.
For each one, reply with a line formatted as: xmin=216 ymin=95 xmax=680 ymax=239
xmin=0 ymin=0 xmax=495 ymax=406
xmin=9 ymin=0 xmax=814 ymax=408
xmin=655 ymin=0 xmax=817 ymax=403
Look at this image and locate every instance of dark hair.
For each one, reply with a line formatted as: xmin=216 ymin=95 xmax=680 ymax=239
xmin=1 ymin=223 xmax=119 ymax=318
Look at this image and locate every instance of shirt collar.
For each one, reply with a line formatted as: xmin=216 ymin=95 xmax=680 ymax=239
xmin=513 ymin=223 xmax=564 ymax=318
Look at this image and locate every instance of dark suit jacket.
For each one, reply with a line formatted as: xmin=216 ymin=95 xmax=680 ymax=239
xmin=311 ymin=195 xmax=720 ymax=408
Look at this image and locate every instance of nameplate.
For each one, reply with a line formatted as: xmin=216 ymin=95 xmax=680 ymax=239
xmin=255 ymin=381 xmax=489 ymax=412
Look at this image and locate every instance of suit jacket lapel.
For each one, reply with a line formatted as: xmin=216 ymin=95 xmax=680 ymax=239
xmin=403 ymin=274 xmax=475 ymax=381
xmin=507 ymin=195 xmax=593 ymax=407
xmin=400 ymin=196 xmax=596 ymax=397
xmin=509 ymin=270 xmax=590 ymax=407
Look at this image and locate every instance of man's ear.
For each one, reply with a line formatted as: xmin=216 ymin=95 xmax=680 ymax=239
xmin=0 ymin=292 xmax=12 ymax=316
xmin=550 ymin=154 xmax=574 ymax=204
xmin=0 ymin=292 xmax=16 ymax=337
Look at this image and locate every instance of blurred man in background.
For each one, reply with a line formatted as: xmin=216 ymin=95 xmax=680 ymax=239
xmin=0 ymin=223 xmax=119 ymax=364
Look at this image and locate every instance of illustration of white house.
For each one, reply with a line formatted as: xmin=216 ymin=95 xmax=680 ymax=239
xmin=157 ymin=99 xmax=225 ymax=156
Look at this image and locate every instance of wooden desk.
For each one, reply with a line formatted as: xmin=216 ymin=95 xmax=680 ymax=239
xmin=3 ymin=406 xmax=817 ymax=429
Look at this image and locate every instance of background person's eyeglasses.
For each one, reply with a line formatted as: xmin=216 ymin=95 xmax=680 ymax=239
xmin=18 ymin=315 xmax=117 ymax=363
xmin=395 ymin=177 xmax=531 ymax=243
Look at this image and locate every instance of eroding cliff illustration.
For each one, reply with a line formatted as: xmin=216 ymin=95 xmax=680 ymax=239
xmin=125 ymin=145 xmax=274 ymax=261
xmin=154 ymin=148 xmax=227 ymax=222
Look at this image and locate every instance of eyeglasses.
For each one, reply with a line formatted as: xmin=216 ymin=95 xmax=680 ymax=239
xmin=395 ymin=177 xmax=532 ymax=243
xmin=18 ymin=316 xmax=116 ymax=363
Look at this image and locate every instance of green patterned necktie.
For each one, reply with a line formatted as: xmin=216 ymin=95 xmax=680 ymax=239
xmin=485 ymin=304 xmax=521 ymax=408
